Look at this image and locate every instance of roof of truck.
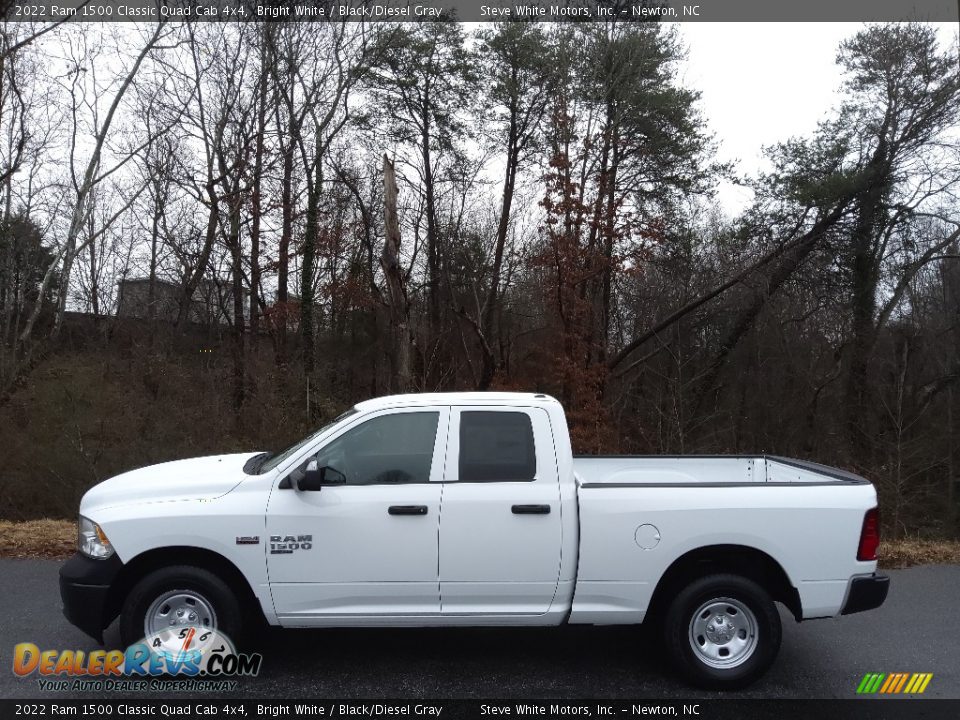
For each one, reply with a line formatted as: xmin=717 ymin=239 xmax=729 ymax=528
xmin=353 ymin=392 xmax=559 ymax=412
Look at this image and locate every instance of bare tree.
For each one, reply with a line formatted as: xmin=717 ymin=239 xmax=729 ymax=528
xmin=41 ymin=23 xmax=171 ymax=337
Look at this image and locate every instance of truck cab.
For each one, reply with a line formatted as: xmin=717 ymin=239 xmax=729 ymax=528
xmin=261 ymin=395 xmax=576 ymax=621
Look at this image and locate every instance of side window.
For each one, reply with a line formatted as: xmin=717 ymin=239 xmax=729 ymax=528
xmin=459 ymin=411 xmax=536 ymax=482
xmin=312 ymin=412 xmax=439 ymax=485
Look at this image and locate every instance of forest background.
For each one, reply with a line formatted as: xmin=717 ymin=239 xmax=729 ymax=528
xmin=0 ymin=17 xmax=958 ymax=540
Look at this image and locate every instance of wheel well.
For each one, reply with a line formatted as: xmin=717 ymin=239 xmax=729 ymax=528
xmin=105 ymin=547 xmax=266 ymax=631
xmin=646 ymin=545 xmax=802 ymax=623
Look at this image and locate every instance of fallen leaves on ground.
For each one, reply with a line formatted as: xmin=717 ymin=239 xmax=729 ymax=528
xmin=880 ymin=539 xmax=960 ymax=568
xmin=0 ymin=519 xmax=76 ymax=559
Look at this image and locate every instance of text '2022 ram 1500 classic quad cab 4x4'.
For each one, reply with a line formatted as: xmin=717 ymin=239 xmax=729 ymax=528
xmin=60 ymin=392 xmax=888 ymax=688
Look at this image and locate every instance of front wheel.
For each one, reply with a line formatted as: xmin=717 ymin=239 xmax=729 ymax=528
xmin=664 ymin=573 xmax=781 ymax=689
xmin=119 ymin=565 xmax=243 ymax=651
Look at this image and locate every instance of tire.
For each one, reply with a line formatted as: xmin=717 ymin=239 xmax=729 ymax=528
xmin=663 ymin=573 xmax=781 ymax=690
xmin=119 ymin=565 xmax=243 ymax=650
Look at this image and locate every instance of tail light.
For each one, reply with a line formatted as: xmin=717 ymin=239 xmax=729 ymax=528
xmin=857 ymin=507 xmax=880 ymax=561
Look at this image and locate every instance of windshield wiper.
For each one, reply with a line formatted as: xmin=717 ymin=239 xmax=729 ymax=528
xmin=243 ymin=452 xmax=274 ymax=475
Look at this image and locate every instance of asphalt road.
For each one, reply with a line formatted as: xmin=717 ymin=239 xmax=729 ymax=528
xmin=0 ymin=559 xmax=958 ymax=700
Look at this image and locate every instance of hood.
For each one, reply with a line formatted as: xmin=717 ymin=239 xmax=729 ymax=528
xmin=80 ymin=452 xmax=263 ymax=514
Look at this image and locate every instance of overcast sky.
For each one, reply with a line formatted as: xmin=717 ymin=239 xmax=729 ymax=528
xmin=676 ymin=22 xmax=959 ymax=212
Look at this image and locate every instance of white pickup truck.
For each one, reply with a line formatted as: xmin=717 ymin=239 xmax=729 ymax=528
xmin=61 ymin=392 xmax=888 ymax=688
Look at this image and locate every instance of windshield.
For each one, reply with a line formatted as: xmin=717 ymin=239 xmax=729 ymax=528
xmin=257 ymin=408 xmax=358 ymax=474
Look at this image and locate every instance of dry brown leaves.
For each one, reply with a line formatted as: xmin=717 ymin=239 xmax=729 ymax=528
xmin=880 ymin=539 xmax=960 ymax=568
xmin=0 ymin=520 xmax=77 ymax=559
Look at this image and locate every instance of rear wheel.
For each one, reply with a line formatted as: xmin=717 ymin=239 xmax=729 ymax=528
xmin=664 ymin=573 xmax=781 ymax=689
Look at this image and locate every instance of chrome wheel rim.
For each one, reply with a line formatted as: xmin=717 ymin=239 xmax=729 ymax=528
xmin=144 ymin=589 xmax=217 ymax=644
xmin=688 ymin=597 xmax=758 ymax=669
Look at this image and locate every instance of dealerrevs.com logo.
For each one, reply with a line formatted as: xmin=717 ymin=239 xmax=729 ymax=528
xmin=12 ymin=630 xmax=262 ymax=692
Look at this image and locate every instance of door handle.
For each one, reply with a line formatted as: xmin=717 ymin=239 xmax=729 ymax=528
xmin=512 ymin=504 xmax=551 ymax=515
xmin=388 ymin=505 xmax=428 ymax=516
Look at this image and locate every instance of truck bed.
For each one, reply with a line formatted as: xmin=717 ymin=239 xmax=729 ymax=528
xmin=568 ymin=454 xmax=877 ymax=625
xmin=573 ymin=454 xmax=869 ymax=487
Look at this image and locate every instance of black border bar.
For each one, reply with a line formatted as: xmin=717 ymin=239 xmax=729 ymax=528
xmin=4 ymin=0 xmax=960 ymax=23
xmin=1 ymin=699 xmax=959 ymax=720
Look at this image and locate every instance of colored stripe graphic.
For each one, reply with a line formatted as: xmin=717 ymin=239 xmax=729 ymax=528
xmin=905 ymin=673 xmax=933 ymax=694
xmin=857 ymin=673 xmax=884 ymax=693
xmin=879 ymin=674 xmax=896 ymax=693
xmin=856 ymin=672 xmax=933 ymax=694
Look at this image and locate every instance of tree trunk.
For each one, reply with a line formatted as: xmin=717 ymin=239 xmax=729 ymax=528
xmin=301 ymin=161 xmax=321 ymax=378
xmin=421 ymin=112 xmax=440 ymax=332
xmin=177 ymin=181 xmax=218 ymax=325
xmin=226 ymin=186 xmax=246 ymax=421
xmin=845 ymin=233 xmax=880 ymax=463
xmin=277 ymin=138 xmax=293 ymax=359
xmin=843 ymin=136 xmax=891 ymax=465
xmin=598 ymin=124 xmax=620 ymax=366
xmin=87 ymin=236 xmax=99 ymax=316
xmin=147 ymin=183 xmax=162 ymax=322
xmin=249 ymin=52 xmax=267 ymax=340
xmin=479 ymin=116 xmax=520 ymax=389
xmin=382 ymin=155 xmax=411 ymax=392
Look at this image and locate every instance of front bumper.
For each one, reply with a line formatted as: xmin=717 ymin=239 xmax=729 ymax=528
xmin=59 ymin=552 xmax=124 ymax=643
xmin=841 ymin=573 xmax=890 ymax=615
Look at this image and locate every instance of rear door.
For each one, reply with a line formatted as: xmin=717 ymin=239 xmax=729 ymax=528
xmin=438 ymin=406 xmax=562 ymax=615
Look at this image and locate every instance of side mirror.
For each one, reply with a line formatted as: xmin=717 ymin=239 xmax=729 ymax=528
xmin=297 ymin=460 xmax=324 ymax=491
xmin=295 ymin=460 xmax=346 ymax=491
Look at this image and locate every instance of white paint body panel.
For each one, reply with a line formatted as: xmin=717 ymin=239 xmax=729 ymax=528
xmin=78 ymin=392 xmax=878 ymax=630
xmin=82 ymin=467 xmax=279 ymax=625
xmin=265 ymin=406 xmax=449 ymax=622
xmin=570 ymin=480 xmax=876 ymax=622
xmin=438 ymin=406 xmax=563 ymax=615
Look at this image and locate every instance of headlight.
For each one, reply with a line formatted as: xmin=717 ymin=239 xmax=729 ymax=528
xmin=78 ymin=516 xmax=114 ymax=559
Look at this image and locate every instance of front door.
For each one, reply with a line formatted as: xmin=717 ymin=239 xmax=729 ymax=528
xmin=438 ymin=406 xmax=562 ymax=615
xmin=266 ymin=407 xmax=448 ymax=623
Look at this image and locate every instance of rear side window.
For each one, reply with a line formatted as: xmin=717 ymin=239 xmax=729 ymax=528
xmin=459 ymin=411 xmax=536 ymax=482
